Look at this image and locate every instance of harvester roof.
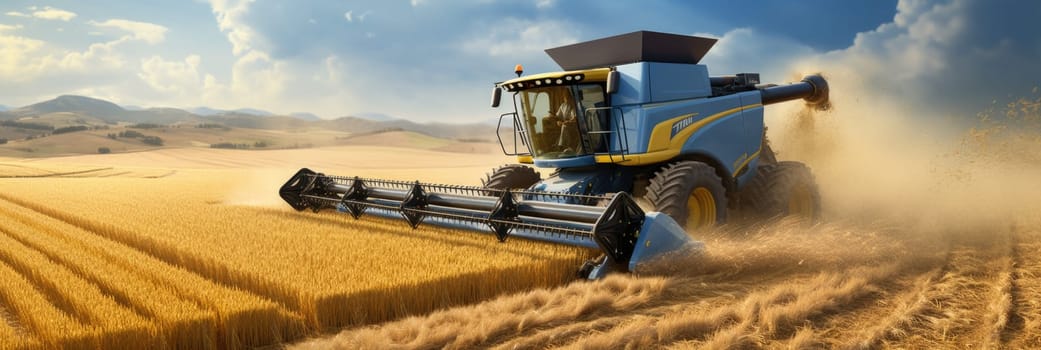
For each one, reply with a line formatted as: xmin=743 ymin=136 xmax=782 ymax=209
xmin=545 ymin=30 xmax=718 ymax=70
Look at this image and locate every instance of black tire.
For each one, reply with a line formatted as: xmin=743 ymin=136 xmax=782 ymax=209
xmin=644 ymin=161 xmax=727 ymax=229
xmin=481 ymin=164 xmax=541 ymax=190
xmin=738 ymin=161 xmax=821 ymax=222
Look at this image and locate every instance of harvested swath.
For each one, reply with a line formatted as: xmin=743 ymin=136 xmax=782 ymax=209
xmin=290 ymin=275 xmax=668 ymax=350
xmin=784 ymin=327 xmax=822 ymax=350
xmin=488 ymin=313 xmax=632 ymax=350
xmin=1010 ymin=234 xmax=1041 ymax=348
xmin=886 ymin=243 xmax=1008 ymax=349
xmin=0 ymin=231 xmax=159 ymax=349
xmin=842 ymin=270 xmax=945 ymax=349
xmin=982 ymin=238 xmax=1016 ymax=349
xmin=0 ymin=197 xmax=305 ymax=349
xmin=565 ymin=263 xmax=903 ymax=349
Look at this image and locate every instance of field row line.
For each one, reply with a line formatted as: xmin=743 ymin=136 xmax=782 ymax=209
xmin=0 ymin=228 xmax=159 ymax=349
xmin=0 ymin=193 xmax=303 ymax=310
xmin=1007 ymin=229 xmax=1041 ymax=348
xmin=0 ymin=196 xmax=306 ymax=348
xmin=838 ymin=235 xmax=1016 ymax=349
xmin=0 ymin=167 xmax=113 ymax=178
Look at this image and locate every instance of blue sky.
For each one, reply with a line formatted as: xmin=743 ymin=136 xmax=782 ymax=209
xmin=0 ymin=0 xmax=1038 ymax=122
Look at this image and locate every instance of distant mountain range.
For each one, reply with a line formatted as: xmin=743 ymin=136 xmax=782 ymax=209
xmin=0 ymin=95 xmax=496 ymax=140
xmin=289 ymin=112 xmax=321 ymax=121
xmin=0 ymin=105 xmax=8 ymax=112
xmin=187 ymin=106 xmax=280 ymax=118
xmin=354 ymin=113 xmax=398 ymax=122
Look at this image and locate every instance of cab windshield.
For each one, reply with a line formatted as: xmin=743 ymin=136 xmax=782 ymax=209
xmin=516 ymin=84 xmax=607 ymax=159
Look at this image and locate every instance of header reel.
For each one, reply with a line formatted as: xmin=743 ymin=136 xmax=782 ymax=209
xmin=279 ymin=168 xmax=703 ymax=279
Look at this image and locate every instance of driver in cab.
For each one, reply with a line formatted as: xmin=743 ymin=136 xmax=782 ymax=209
xmin=544 ymin=101 xmax=581 ymax=154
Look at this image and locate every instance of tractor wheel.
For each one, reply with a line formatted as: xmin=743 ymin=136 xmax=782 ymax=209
xmin=644 ymin=161 xmax=727 ymax=230
xmin=738 ymin=161 xmax=821 ymax=222
xmin=481 ymin=164 xmax=541 ymax=190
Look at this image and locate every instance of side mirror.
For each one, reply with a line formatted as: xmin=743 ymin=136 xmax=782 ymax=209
xmin=491 ymin=87 xmax=502 ymax=108
xmin=606 ymin=70 xmax=619 ymax=94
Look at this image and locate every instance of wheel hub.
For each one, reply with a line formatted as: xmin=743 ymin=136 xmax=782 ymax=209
xmin=686 ymin=187 xmax=716 ymax=229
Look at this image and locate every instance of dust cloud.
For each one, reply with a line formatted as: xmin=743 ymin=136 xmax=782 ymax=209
xmin=222 ymin=169 xmax=296 ymax=207
xmin=769 ymin=73 xmax=1041 ymax=230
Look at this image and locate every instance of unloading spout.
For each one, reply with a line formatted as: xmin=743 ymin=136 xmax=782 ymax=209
xmin=758 ymin=74 xmax=830 ymax=111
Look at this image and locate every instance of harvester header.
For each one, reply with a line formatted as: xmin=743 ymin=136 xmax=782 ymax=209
xmin=280 ymin=168 xmax=700 ymax=278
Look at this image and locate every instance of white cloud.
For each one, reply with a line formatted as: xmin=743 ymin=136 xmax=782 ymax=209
xmin=695 ymin=0 xmax=1040 ymax=122
xmin=698 ymin=28 xmax=817 ymax=82
xmin=90 ymin=19 xmax=169 ymax=44
xmin=38 ymin=40 xmax=128 ymax=72
xmin=463 ymin=19 xmax=579 ymax=58
xmin=137 ymin=55 xmax=203 ymax=95
xmin=0 ymin=24 xmax=23 ymax=32
xmin=0 ymin=34 xmax=45 ymax=78
xmin=208 ymin=0 xmax=258 ymax=55
xmin=410 ymin=0 xmax=426 ymax=7
xmin=5 ymin=11 xmax=29 ymax=18
xmin=0 ymin=17 xmax=169 ymax=87
xmin=31 ymin=6 xmax=77 ymax=21
xmin=0 ymin=25 xmax=125 ymax=80
xmin=535 ymin=0 xmax=555 ymax=9
xmin=345 ymin=10 xmax=371 ymax=22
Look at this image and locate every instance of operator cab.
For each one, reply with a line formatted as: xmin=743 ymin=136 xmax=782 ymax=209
xmin=492 ymin=68 xmax=616 ymax=165
xmin=516 ymin=83 xmax=608 ymax=159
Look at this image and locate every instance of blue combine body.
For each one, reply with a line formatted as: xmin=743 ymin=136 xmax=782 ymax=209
xmin=524 ymin=61 xmax=768 ymax=200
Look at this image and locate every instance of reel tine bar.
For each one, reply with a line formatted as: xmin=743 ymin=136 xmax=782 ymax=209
xmin=488 ymin=189 xmax=521 ymax=242
xmin=281 ymin=168 xmax=652 ymax=258
xmin=400 ymin=181 xmax=430 ymax=228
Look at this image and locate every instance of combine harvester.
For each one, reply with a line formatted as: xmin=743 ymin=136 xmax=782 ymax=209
xmin=280 ymin=31 xmax=830 ymax=279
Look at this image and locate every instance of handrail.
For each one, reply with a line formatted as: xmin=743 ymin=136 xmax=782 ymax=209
xmin=584 ymin=106 xmax=630 ymax=162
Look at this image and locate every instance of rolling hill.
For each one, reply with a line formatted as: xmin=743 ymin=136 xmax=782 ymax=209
xmin=0 ymin=95 xmax=497 ymax=140
xmin=0 ymin=95 xmax=502 ymax=157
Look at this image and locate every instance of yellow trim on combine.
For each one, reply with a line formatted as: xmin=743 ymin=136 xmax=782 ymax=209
xmin=732 ymin=148 xmax=762 ymax=177
xmin=595 ymin=104 xmax=763 ymax=166
xmin=516 ymin=155 xmax=534 ymax=164
xmin=500 ymin=68 xmax=612 ymax=86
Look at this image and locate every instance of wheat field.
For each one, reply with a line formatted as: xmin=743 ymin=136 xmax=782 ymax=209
xmin=2 ymin=96 xmax=1040 ymax=349
xmin=0 ymin=148 xmax=594 ymax=349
